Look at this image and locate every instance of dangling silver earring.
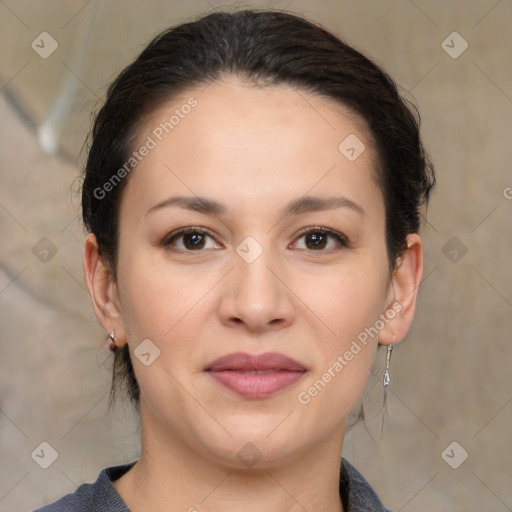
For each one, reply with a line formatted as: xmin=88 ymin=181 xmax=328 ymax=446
xmin=108 ymin=330 xmax=117 ymax=352
xmin=383 ymin=345 xmax=393 ymax=387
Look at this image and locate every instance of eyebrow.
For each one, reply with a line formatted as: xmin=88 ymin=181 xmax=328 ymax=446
xmin=146 ymin=194 xmax=366 ymax=218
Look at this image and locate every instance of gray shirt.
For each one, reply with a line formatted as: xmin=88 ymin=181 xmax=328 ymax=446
xmin=33 ymin=458 xmax=392 ymax=511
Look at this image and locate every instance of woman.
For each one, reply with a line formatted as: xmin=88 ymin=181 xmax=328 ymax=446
xmin=35 ymin=8 xmax=434 ymax=512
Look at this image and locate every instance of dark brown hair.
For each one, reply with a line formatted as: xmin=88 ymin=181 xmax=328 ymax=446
xmin=81 ymin=9 xmax=435 ymax=407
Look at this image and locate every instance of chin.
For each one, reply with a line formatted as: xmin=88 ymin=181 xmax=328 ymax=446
xmin=206 ymin=438 xmax=303 ymax=471
xmin=192 ymin=419 xmax=312 ymax=471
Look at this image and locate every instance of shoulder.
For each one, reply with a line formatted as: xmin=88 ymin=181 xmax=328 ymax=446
xmin=32 ymin=462 xmax=136 ymax=512
xmin=340 ymin=457 xmax=393 ymax=512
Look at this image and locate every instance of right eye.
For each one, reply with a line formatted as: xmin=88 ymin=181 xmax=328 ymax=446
xmin=162 ymin=227 xmax=222 ymax=252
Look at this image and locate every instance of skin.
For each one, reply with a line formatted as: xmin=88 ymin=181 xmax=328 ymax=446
xmin=84 ymin=76 xmax=423 ymax=512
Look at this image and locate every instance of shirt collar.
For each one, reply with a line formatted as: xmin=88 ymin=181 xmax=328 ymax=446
xmin=339 ymin=457 xmax=392 ymax=511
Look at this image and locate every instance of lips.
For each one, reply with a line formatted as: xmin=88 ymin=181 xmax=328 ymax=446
xmin=206 ymin=352 xmax=307 ymax=372
xmin=206 ymin=352 xmax=307 ymax=398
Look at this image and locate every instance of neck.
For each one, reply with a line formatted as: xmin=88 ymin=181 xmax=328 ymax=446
xmin=114 ymin=405 xmax=346 ymax=512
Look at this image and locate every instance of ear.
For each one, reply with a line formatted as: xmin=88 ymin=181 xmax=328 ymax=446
xmin=378 ymin=233 xmax=424 ymax=346
xmin=83 ymin=233 xmax=127 ymax=348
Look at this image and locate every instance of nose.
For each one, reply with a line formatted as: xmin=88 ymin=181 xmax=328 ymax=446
xmin=218 ymin=243 xmax=296 ymax=333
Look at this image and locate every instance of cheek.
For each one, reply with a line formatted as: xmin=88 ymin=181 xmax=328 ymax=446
xmin=115 ymin=252 xmax=206 ymax=401
xmin=301 ymin=257 xmax=389 ymax=342
xmin=116 ymin=248 xmax=205 ymax=339
xmin=293 ymin=259 xmax=389 ymax=411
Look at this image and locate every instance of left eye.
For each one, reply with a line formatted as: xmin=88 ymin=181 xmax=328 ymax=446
xmin=292 ymin=227 xmax=349 ymax=251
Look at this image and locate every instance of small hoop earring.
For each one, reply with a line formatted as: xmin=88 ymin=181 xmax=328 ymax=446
xmin=383 ymin=344 xmax=393 ymax=387
xmin=108 ymin=330 xmax=117 ymax=353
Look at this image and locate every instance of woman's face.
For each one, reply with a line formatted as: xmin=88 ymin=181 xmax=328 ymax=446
xmin=103 ymin=77 xmax=407 ymax=467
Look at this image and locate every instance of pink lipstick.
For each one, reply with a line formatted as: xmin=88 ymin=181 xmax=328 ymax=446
xmin=206 ymin=352 xmax=307 ymax=398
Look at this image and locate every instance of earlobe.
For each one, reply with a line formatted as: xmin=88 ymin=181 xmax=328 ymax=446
xmin=83 ymin=233 xmax=127 ymax=347
xmin=378 ymin=233 xmax=424 ymax=346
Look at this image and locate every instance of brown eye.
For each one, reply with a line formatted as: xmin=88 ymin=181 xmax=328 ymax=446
xmin=163 ymin=228 xmax=220 ymax=251
xmin=304 ymin=231 xmax=328 ymax=250
xmin=293 ymin=227 xmax=349 ymax=251
xmin=181 ymin=232 xmax=207 ymax=250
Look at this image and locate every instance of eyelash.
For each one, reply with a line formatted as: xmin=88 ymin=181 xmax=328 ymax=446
xmin=161 ymin=226 xmax=351 ymax=253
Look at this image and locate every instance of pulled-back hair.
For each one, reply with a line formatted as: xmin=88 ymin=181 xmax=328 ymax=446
xmin=81 ymin=9 xmax=435 ymax=407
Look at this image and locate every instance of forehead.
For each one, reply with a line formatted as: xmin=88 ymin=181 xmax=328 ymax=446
xmin=121 ymin=77 xmax=384 ymax=221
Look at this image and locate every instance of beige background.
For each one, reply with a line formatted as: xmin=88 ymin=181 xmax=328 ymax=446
xmin=1 ymin=1 xmax=511 ymax=510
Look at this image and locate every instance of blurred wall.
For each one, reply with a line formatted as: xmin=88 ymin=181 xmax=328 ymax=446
xmin=1 ymin=1 xmax=511 ymax=510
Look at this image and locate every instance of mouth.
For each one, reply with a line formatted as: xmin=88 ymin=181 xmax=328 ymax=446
xmin=205 ymin=352 xmax=307 ymax=399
